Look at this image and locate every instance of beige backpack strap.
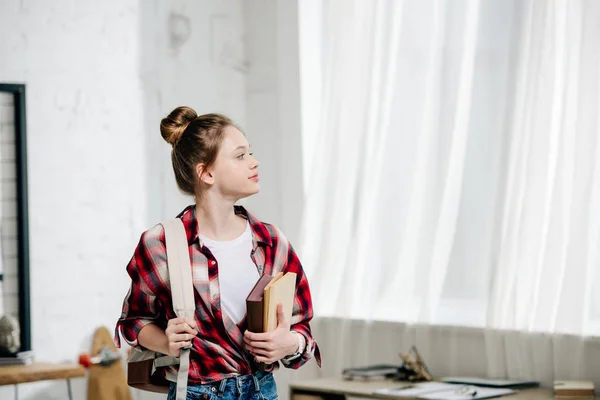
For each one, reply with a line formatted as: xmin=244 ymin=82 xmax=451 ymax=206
xmin=161 ymin=219 xmax=195 ymax=400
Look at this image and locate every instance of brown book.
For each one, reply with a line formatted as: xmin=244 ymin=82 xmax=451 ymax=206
xmin=246 ymin=274 xmax=275 ymax=333
xmin=263 ymin=272 xmax=297 ymax=332
xmin=246 ymin=273 xmax=282 ymax=371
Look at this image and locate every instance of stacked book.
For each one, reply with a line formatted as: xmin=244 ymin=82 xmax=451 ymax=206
xmin=0 ymin=350 xmax=35 ymax=366
xmin=246 ymin=272 xmax=297 ymax=370
xmin=554 ymin=381 xmax=596 ymax=399
xmin=342 ymin=364 xmax=400 ymax=381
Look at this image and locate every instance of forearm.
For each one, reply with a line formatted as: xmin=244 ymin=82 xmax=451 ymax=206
xmin=138 ymin=323 xmax=170 ymax=354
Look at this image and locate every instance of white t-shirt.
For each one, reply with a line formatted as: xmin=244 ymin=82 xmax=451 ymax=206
xmin=199 ymin=221 xmax=259 ymax=324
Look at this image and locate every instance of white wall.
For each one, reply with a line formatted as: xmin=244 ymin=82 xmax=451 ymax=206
xmin=0 ymin=0 xmax=247 ymax=399
xmin=0 ymin=1 xmax=309 ymax=399
xmin=243 ymin=0 xmax=305 ymax=245
xmin=0 ymin=1 xmax=145 ymax=398
xmin=142 ymin=0 xmax=248 ymax=224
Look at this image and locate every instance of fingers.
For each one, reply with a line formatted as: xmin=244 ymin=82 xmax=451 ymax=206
xmin=178 ymin=340 xmax=193 ymax=349
xmin=244 ymin=330 xmax=270 ymax=342
xmin=253 ymin=353 xmax=275 ymax=364
xmin=184 ymin=317 xmax=197 ymax=330
xmin=276 ymin=303 xmax=290 ymax=330
xmin=167 ymin=323 xmax=197 ymax=336
xmin=245 ymin=339 xmax=272 ymax=352
xmin=167 ymin=317 xmax=186 ymax=326
xmin=169 ymin=333 xmax=197 ymax=343
xmin=172 ymin=340 xmax=192 ymax=349
xmin=167 ymin=318 xmax=198 ymax=335
xmin=168 ymin=317 xmax=197 ymax=329
xmin=243 ymin=329 xmax=275 ymax=353
xmin=169 ymin=340 xmax=192 ymax=356
xmin=276 ymin=303 xmax=284 ymax=322
xmin=165 ymin=317 xmax=197 ymax=357
xmin=248 ymin=345 xmax=273 ymax=359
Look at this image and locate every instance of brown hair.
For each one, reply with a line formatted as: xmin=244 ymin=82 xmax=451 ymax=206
xmin=160 ymin=106 xmax=234 ymax=195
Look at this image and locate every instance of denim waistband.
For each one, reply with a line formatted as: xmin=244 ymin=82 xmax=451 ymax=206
xmin=179 ymin=371 xmax=272 ymax=397
xmin=217 ymin=370 xmax=271 ymax=395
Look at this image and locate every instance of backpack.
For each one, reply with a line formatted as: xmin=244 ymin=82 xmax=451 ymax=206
xmin=126 ymin=218 xmax=195 ymax=400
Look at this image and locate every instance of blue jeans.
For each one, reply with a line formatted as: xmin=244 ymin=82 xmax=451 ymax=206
xmin=167 ymin=371 xmax=278 ymax=400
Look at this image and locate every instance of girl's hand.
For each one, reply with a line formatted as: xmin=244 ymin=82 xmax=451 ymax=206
xmin=243 ymin=303 xmax=298 ymax=364
xmin=165 ymin=317 xmax=198 ymax=357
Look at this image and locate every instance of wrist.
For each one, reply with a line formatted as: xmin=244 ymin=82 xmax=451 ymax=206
xmin=288 ymin=331 xmax=299 ymax=355
xmin=285 ymin=331 xmax=305 ymax=358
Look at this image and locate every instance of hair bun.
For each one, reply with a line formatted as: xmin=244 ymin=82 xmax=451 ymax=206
xmin=160 ymin=106 xmax=198 ymax=146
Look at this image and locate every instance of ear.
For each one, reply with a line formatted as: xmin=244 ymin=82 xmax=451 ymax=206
xmin=196 ymin=163 xmax=215 ymax=185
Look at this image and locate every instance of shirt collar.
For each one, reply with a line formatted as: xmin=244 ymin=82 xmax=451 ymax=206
xmin=177 ymin=204 xmax=273 ymax=247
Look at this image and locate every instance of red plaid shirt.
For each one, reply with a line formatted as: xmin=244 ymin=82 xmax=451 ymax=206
xmin=114 ymin=205 xmax=321 ymax=384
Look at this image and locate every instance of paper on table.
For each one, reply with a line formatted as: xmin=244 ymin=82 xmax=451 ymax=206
xmin=376 ymin=382 xmax=460 ymax=397
xmin=419 ymin=386 xmax=516 ymax=400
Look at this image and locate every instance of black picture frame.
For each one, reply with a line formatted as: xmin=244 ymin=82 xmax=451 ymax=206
xmin=0 ymin=83 xmax=31 ymax=352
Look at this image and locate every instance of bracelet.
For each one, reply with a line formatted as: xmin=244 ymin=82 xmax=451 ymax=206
xmin=283 ymin=331 xmax=305 ymax=361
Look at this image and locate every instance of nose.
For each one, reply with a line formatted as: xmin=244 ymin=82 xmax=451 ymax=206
xmin=251 ymin=154 xmax=260 ymax=169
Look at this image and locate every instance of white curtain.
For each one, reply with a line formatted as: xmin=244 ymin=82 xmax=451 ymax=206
xmin=486 ymin=0 xmax=600 ymax=335
xmin=291 ymin=0 xmax=600 ymax=387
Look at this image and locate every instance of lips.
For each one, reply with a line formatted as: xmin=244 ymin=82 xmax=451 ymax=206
xmin=249 ymin=174 xmax=259 ymax=181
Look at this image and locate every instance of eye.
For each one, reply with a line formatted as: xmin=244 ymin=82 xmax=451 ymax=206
xmin=237 ymin=153 xmax=245 ymax=159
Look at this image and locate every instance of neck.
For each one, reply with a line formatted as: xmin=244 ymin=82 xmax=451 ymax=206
xmin=194 ymin=192 xmax=243 ymax=241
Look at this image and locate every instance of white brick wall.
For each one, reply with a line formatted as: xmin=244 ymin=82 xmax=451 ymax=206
xmin=140 ymin=0 xmax=248 ymax=223
xmin=243 ymin=0 xmax=304 ymax=245
xmin=0 ymin=1 xmax=248 ymax=399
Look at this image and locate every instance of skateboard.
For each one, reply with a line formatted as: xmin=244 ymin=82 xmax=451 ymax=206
xmin=79 ymin=326 xmax=132 ymax=400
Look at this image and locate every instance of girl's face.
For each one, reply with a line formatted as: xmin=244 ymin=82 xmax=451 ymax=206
xmin=203 ymin=125 xmax=260 ymax=201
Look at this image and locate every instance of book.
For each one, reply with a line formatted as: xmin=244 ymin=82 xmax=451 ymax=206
xmin=263 ymin=272 xmax=296 ymax=332
xmin=263 ymin=272 xmax=284 ymax=297
xmin=246 ymin=274 xmax=275 ymax=333
xmin=554 ymin=381 xmax=595 ymax=397
xmin=246 ymin=274 xmax=279 ymax=371
xmin=342 ymin=364 xmax=400 ymax=380
xmin=245 ymin=272 xmax=295 ymax=371
xmin=0 ymin=350 xmax=35 ymax=366
xmin=441 ymin=377 xmax=539 ymax=389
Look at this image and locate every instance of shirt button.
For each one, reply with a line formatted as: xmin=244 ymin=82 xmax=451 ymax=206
xmin=210 ymin=260 xmax=216 ymax=266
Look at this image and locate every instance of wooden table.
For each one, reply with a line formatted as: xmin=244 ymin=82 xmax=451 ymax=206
xmin=0 ymin=362 xmax=86 ymax=400
xmin=289 ymin=377 xmax=584 ymax=400
xmin=290 ymin=377 xmax=413 ymax=400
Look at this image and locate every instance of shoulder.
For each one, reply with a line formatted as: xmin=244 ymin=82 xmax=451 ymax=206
xmin=138 ymin=205 xmax=194 ymax=249
xmin=261 ymin=221 xmax=289 ymax=245
xmin=128 ymin=223 xmax=170 ymax=281
xmin=238 ymin=205 xmax=290 ymax=247
xmin=131 ymin=223 xmax=168 ymax=265
xmin=138 ymin=223 xmax=166 ymax=248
